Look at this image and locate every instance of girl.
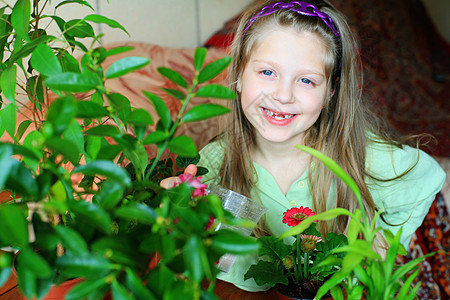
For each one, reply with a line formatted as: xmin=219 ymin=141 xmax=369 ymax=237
xmin=162 ymin=0 xmax=445 ymax=294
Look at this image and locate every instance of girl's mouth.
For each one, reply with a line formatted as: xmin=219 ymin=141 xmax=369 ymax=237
xmin=263 ymin=108 xmax=296 ymax=120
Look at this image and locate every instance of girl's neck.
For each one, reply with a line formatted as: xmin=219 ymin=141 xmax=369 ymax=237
xmin=251 ymin=136 xmax=311 ymax=195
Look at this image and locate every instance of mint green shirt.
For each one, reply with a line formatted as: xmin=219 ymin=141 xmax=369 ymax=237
xmin=199 ymin=140 xmax=446 ymax=292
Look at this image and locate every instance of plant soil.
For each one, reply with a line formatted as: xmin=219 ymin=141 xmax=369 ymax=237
xmin=275 ymin=278 xmax=329 ymax=299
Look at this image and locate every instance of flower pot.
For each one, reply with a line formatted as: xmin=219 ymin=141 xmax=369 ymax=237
xmin=41 ymin=278 xmax=84 ymax=300
xmin=276 ymin=289 xmax=332 ymax=300
xmin=274 ymin=279 xmax=332 ymax=300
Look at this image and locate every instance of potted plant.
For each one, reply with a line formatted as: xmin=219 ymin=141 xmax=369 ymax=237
xmin=244 ymin=206 xmax=347 ymax=300
xmin=280 ymin=146 xmax=440 ymax=300
xmin=0 ymin=1 xmax=259 ymax=299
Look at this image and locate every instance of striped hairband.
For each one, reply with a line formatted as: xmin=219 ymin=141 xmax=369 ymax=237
xmin=242 ymin=1 xmax=340 ymax=39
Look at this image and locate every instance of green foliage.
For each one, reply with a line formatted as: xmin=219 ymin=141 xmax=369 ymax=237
xmin=245 ymin=224 xmax=347 ymax=288
xmin=0 ymin=1 xmax=250 ymax=299
xmin=284 ymin=145 xmax=437 ymax=300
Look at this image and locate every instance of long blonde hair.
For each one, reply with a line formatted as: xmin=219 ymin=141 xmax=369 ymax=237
xmin=216 ymin=0 xmax=412 ymax=245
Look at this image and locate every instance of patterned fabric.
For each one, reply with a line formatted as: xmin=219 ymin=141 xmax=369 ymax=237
xmin=396 ymin=193 xmax=450 ymax=299
xmin=203 ymin=0 xmax=450 ymax=157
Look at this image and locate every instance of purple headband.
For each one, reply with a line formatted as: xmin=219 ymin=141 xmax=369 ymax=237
xmin=242 ymin=1 xmax=340 ymax=39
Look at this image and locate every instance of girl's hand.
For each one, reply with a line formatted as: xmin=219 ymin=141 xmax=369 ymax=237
xmin=160 ymin=164 xmax=198 ymax=189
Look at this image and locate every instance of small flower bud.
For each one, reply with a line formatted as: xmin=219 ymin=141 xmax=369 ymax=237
xmin=282 ymin=255 xmax=294 ymax=269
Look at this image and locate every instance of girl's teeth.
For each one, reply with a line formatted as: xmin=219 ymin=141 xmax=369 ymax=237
xmin=264 ymin=108 xmax=294 ymax=120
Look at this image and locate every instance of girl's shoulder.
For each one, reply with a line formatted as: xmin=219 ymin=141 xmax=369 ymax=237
xmin=365 ymin=138 xmax=445 ymax=211
xmin=365 ymin=139 xmax=443 ymax=181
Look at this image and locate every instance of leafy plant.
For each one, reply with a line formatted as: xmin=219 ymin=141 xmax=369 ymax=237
xmin=280 ymin=145 xmax=438 ymax=300
xmin=0 ymin=1 xmax=259 ymax=299
xmin=244 ymin=207 xmax=347 ymax=298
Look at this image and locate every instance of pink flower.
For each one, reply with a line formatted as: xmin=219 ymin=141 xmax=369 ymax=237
xmin=282 ymin=206 xmax=316 ymax=227
xmin=300 ymin=234 xmax=322 ymax=252
xmin=175 ymin=174 xmax=208 ymax=197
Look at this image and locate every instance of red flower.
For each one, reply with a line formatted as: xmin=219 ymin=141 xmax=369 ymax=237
xmin=282 ymin=206 xmax=316 ymax=227
xmin=175 ymin=174 xmax=208 ymax=197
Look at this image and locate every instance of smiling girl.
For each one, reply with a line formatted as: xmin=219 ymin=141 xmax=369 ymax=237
xmin=161 ymin=0 xmax=445 ymax=295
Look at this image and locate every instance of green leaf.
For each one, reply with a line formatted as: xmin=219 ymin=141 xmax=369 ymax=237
xmin=157 ymin=67 xmax=188 ymax=88
xmin=347 ymin=209 xmax=362 ymax=244
xmin=197 ymin=57 xmax=231 ymax=83
xmin=107 ymin=93 xmax=131 ymax=121
xmin=194 ymin=47 xmax=207 ymax=71
xmin=74 ymin=160 xmax=132 ymax=187
xmin=57 ymin=253 xmax=113 ymax=277
xmin=45 ymin=72 xmax=99 ymax=92
xmin=68 ymin=200 xmax=112 ymax=234
xmin=211 ymin=229 xmax=259 ymax=254
xmin=65 ymin=278 xmax=108 ymax=300
xmin=59 ymin=51 xmax=81 ymax=73
xmin=125 ymin=269 xmax=157 ymax=300
xmin=5 ymin=159 xmax=39 ymax=198
xmin=84 ymin=125 xmax=120 ymax=137
xmin=75 ymin=101 xmax=109 ymax=118
xmin=105 ymin=56 xmax=151 ymax=79
xmin=8 ymin=35 xmax=56 ymax=63
xmin=54 ymin=225 xmax=88 ymax=256
xmin=1 ymin=65 xmax=17 ymax=104
xmin=112 ymin=280 xmax=134 ymax=300
xmin=161 ymin=87 xmax=185 ymax=100
xmin=122 ymin=143 xmax=148 ymax=178
xmin=183 ymin=235 xmax=205 ymax=283
xmin=64 ymin=19 xmax=95 ymax=38
xmin=105 ymin=46 xmax=134 ymax=57
xmin=181 ymin=103 xmax=230 ymax=123
xmin=17 ymin=246 xmax=53 ymax=279
xmin=1 ymin=103 xmax=17 ymax=139
xmin=30 ymin=44 xmax=62 ymax=77
xmin=92 ymin=237 xmax=143 ymax=268
xmin=244 ymin=261 xmax=288 ymax=287
xmin=11 ymin=0 xmax=31 ymax=42
xmin=0 ymin=204 xmax=28 ymax=246
xmin=95 ymin=179 xmax=124 ymax=209
xmin=46 ymin=96 xmax=76 ymax=135
xmin=84 ymin=14 xmax=129 ymax=35
xmin=195 ymin=84 xmax=236 ymax=99
xmin=115 ymin=203 xmax=157 ymax=224
xmin=143 ymin=91 xmax=172 ymax=129
xmin=256 ymin=236 xmax=292 ymax=262
xmin=15 ymin=120 xmax=32 ymax=141
xmin=396 ymin=269 xmax=420 ymax=299
xmin=63 ymin=120 xmax=85 ymax=154
xmin=45 ymin=137 xmax=81 ymax=165
xmin=175 ymin=154 xmax=200 ymax=169
xmin=126 ymin=108 xmax=154 ymax=126
xmin=55 ymin=0 xmax=95 ymax=10
xmin=143 ymin=130 xmax=168 ymax=145
xmin=168 ymin=135 xmax=197 ymax=157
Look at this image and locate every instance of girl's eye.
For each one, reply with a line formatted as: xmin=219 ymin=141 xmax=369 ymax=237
xmin=261 ymin=70 xmax=273 ymax=76
xmin=300 ymin=78 xmax=312 ymax=85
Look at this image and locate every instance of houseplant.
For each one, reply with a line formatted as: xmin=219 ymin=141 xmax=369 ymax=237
xmin=244 ymin=207 xmax=347 ymax=300
xmin=280 ymin=146 xmax=440 ymax=300
xmin=0 ymin=1 xmax=259 ymax=299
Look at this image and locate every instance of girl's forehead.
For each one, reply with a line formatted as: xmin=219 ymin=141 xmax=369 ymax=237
xmin=249 ymin=28 xmax=327 ymax=65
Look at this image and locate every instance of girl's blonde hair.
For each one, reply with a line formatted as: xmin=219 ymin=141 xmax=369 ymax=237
xmin=216 ymin=0 xmax=415 ymax=248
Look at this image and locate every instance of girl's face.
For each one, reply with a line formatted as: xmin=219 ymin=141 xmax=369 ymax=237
xmin=239 ymin=27 xmax=329 ymax=146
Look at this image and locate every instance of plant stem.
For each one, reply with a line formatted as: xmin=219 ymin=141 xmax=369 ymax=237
xmin=296 ymin=234 xmax=301 ymax=281
xmin=304 ymin=252 xmax=309 ymax=279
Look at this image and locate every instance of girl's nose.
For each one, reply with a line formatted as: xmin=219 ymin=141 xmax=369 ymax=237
xmin=273 ymin=81 xmax=294 ymax=104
